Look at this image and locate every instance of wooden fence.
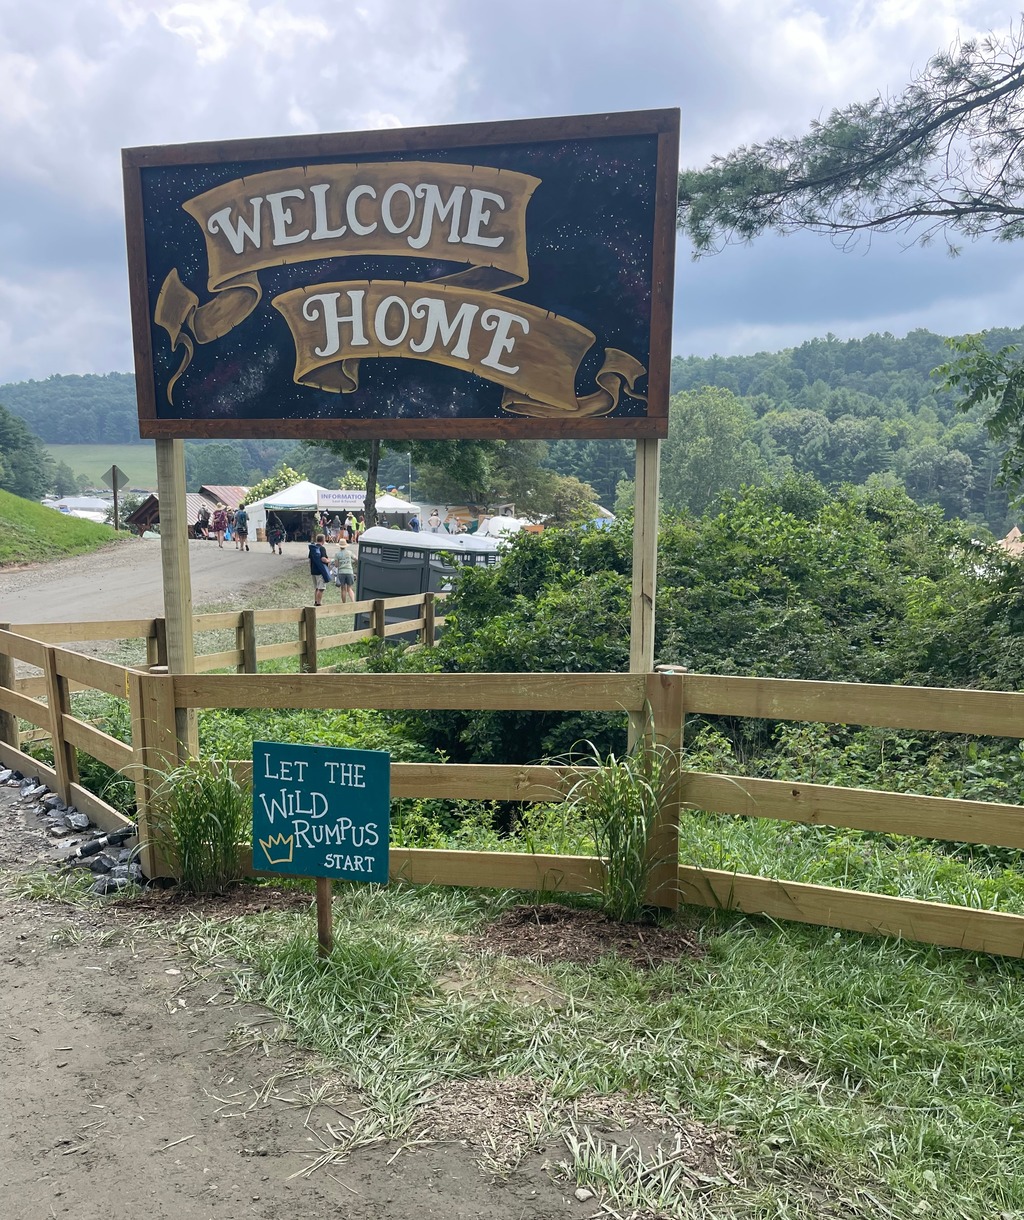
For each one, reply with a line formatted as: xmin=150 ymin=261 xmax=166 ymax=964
xmin=2 ymin=610 xmax=1024 ymax=958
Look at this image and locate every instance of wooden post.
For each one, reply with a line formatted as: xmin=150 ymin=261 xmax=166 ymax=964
xmin=642 ymin=669 xmax=683 ymax=910
xmin=0 ymin=624 xmax=17 ymax=749
xmin=42 ymin=647 xmax=78 ymax=803
xmin=372 ymin=598 xmax=386 ymax=640
xmin=630 ymin=438 xmax=660 ymax=674
xmin=146 ymin=618 xmax=168 ymax=670
xmin=316 ymin=877 xmax=333 ymax=957
xmin=238 ymin=610 xmax=258 ymax=674
xmin=301 ymin=606 xmax=318 ymax=673
xmin=629 ymin=437 xmax=661 ymax=748
xmin=155 ymin=438 xmax=197 ymax=757
xmin=128 ymin=669 xmax=180 ymax=880
xmin=422 ymin=592 xmax=436 ymax=647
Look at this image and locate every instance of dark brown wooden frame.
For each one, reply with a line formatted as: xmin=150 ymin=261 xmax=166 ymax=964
xmin=122 ymin=109 xmax=679 ymax=442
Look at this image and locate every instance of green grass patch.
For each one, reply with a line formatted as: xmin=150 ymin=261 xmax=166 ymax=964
xmin=44 ymin=443 xmax=157 ymax=491
xmin=175 ymin=882 xmax=1024 ymax=1217
xmin=0 ymin=487 xmax=126 ymax=566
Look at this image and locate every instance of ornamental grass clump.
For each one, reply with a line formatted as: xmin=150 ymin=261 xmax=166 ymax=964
xmin=560 ymin=734 xmax=678 ymax=923
xmin=152 ymin=760 xmax=251 ymax=894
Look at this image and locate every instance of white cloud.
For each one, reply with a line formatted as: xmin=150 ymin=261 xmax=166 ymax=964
xmin=0 ymin=0 xmax=1021 ymax=382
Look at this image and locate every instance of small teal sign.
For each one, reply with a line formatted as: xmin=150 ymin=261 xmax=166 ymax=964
xmin=252 ymin=741 xmax=390 ymax=883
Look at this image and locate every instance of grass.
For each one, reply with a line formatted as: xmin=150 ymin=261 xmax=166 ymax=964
xmin=0 ymin=487 xmax=124 ymax=566
xmin=172 ymin=880 xmax=1024 ymax=1218
xmin=150 ymin=759 xmax=252 ymax=893
xmin=44 ymin=443 xmax=158 ymax=491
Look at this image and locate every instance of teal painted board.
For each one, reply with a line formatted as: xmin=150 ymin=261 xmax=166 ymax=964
xmin=252 ymin=741 xmax=390 ymax=882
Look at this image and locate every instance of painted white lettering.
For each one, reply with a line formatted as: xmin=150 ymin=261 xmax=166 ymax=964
xmin=291 ymin=819 xmax=312 ymax=847
xmin=463 ymin=189 xmax=506 ymax=248
xmin=381 ymin=182 xmax=416 ymax=235
xmin=207 ymin=198 xmax=264 ymax=255
xmin=309 ymin=182 xmax=346 ymax=240
xmin=258 ymin=789 xmax=288 ymax=825
xmin=409 ymin=297 xmax=479 ymax=360
xmin=267 ymin=188 xmax=309 ymax=246
xmin=408 ymin=183 xmax=466 ymax=249
xmin=374 ymin=295 xmax=411 ymax=347
xmin=346 ymin=184 xmax=377 ymax=235
xmin=293 ymin=790 xmax=329 ymax=819
xmin=479 ymin=308 xmax=529 ymax=374
xmin=302 ymin=291 xmax=369 ymax=358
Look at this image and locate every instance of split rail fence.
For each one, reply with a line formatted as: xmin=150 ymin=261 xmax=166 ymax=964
xmin=2 ymin=603 xmax=1024 ymax=959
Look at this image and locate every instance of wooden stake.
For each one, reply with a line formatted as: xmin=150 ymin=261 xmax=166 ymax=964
xmin=155 ymin=438 xmax=198 ymax=757
xmin=316 ymin=877 xmax=333 ymax=957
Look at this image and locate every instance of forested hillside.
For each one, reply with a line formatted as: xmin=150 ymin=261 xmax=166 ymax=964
xmin=4 ymin=327 xmax=1022 ymax=531
xmin=550 ymin=327 xmax=1024 ymax=535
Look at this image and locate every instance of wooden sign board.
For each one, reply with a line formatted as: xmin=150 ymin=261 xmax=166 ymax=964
xmin=252 ymin=741 xmax=390 ymax=883
xmin=123 ymin=109 xmax=678 ymax=442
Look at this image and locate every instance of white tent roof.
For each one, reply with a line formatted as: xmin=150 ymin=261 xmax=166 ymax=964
xmin=252 ymin=480 xmax=327 ymax=511
xmin=376 ymin=493 xmax=418 ymax=512
xmin=252 ymin=481 xmax=419 ymax=514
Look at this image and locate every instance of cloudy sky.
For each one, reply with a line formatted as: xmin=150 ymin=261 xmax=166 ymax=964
xmin=1 ymin=0 xmax=1021 ymax=385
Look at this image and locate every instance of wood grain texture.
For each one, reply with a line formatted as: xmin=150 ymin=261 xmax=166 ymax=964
xmin=60 ymin=718 xmax=134 ymax=772
xmin=173 ymin=672 xmax=646 ymax=711
xmin=678 ymin=866 xmax=1024 ymax=957
xmin=8 ymin=619 xmax=157 ymax=643
xmin=681 ymin=772 xmax=1024 ymax=849
xmin=683 ymin=673 xmax=1024 ymax=736
xmin=53 ymin=649 xmax=132 ymax=698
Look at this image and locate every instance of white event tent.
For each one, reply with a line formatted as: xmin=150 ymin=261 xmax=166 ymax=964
xmin=246 ymin=481 xmax=420 ymax=538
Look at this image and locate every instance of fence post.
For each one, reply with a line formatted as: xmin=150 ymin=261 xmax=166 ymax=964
xmin=372 ymin=599 xmax=386 ymax=640
xmin=128 ymin=669 xmax=180 ymax=880
xmin=42 ymin=646 xmax=78 ymax=804
xmin=301 ymin=606 xmax=318 ymax=673
xmin=642 ymin=670 xmax=684 ymax=911
xmin=146 ymin=618 xmax=168 ymax=670
xmin=0 ymin=624 xmax=17 ymax=749
xmin=422 ymin=593 xmax=436 ymax=647
xmin=237 ymin=610 xmax=257 ymax=674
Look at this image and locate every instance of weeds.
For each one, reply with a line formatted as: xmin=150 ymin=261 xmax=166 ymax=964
xmin=150 ymin=759 xmax=251 ymax=893
xmin=556 ymin=732 xmax=678 ymax=922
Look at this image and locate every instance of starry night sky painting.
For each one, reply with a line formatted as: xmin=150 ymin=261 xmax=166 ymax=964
xmin=123 ymin=111 xmax=678 ymax=440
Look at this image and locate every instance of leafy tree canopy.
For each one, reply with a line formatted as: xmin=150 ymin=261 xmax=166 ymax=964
xmin=678 ymin=25 xmax=1024 ymax=253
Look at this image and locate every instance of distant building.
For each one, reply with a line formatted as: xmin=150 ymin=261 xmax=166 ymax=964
xmin=997 ymin=526 xmax=1023 ymax=558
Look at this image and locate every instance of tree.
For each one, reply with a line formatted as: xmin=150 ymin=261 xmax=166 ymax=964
xmin=192 ymin=442 xmax=246 ymax=488
xmin=661 ymin=387 xmax=765 ymax=513
xmin=937 ymin=335 xmax=1024 ymax=500
xmin=0 ymin=401 xmax=51 ymax=499
xmin=678 ymin=25 xmax=1024 ymax=253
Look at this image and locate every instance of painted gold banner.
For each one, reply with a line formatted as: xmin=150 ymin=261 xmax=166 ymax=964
xmin=272 ymin=280 xmax=647 ymax=418
xmin=154 ymin=158 xmax=647 ymax=417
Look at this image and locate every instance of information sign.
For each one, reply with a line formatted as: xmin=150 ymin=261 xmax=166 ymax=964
xmin=252 ymin=741 xmax=390 ymax=883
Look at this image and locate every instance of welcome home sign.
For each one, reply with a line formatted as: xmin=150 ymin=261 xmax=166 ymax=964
xmin=123 ymin=110 xmax=678 ymax=441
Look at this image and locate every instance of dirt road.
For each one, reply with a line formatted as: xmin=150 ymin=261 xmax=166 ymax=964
xmin=0 ymin=538 xmax=313 ymax=625
xmin=0 ymin=790 xmax=580 ymax=1220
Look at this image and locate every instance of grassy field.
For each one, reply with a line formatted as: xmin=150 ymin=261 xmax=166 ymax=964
xmin=46 ymin=443 xmax=157 ymax=491
xmin=0 ymin=488 xmax=122 ymax=565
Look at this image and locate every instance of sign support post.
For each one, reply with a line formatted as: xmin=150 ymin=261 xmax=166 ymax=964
xmin=155 ymin=438 xmax=197 ymax=757
xmin=316 ymin=878 xmax=333 ymax=956
xmin=629 ymin=437 xmax=661 ymax=745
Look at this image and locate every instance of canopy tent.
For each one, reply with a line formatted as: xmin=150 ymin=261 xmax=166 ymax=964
xmin=252 ymin=480 xmax=327 ymax=511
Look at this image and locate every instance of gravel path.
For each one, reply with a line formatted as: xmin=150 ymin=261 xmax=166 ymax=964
xmin=0 ymin=537 xmax=313 ymax=625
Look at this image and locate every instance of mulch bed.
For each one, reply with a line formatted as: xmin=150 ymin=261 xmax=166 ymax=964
xmin=108 ymin=882 xmax=314 ymax=919
xmin=470 ymin=903 xmax=704 ymax=970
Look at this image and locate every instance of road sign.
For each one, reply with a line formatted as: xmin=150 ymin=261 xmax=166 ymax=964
xmin=102 ymin=465 xmax=130 ymax=493
xmin=252 ymin=741 xmax=390 ymax=883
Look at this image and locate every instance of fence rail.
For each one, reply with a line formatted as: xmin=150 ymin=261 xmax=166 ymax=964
xmin=2 ymin=614 xmax=1024 ymax=957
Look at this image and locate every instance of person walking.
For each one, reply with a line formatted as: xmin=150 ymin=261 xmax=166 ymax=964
xmin=234 ymin=504 xmax=250 ymax=552
xmin=331 ymin=538 xmax=356 ymax=603
xmin=268 ymin=513 xmax=285 ymax=554
xmin=212 ymin=504 xmax=228 ymax=548
xmin=308 ymin=533 xmax=331 ymax=606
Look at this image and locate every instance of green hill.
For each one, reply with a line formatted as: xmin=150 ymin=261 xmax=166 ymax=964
xmin=0 ymin=489 xmax=123 ymax=566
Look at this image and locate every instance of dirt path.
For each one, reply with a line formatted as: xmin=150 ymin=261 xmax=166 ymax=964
xmin=0 ymin=537 xmax=314 ymax=625
xmin=0 ymin=787 xmax=582 ymax=1220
